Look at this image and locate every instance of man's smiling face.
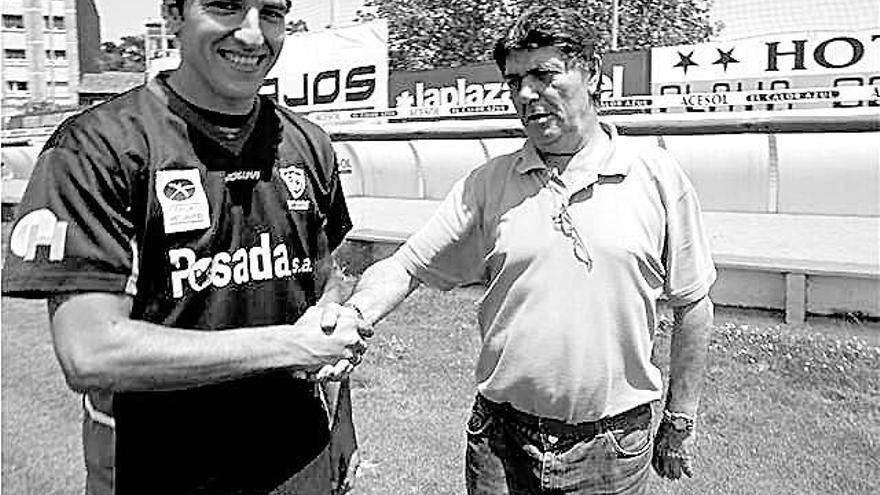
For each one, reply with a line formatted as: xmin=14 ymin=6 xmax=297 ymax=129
xmin=170 ymin=0 xmax=289 ymax=111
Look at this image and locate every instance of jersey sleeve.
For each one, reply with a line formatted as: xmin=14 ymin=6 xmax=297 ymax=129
xmin=2 ymin=122 xmax=136 ymax=298
xmin=660 ymin=154 xmax=717 ymax=305
xmin=394 ymin=170 xmax=487 ymax=290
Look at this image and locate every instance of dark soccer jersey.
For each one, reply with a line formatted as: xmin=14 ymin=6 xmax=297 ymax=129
xmin=2 ymin=75 xmax=352 ymax=493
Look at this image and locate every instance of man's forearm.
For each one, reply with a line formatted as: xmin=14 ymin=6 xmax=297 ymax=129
xmin=345 ymin=256 xmax=420 ymax=327
xmin=49 ymin=293 xmax=361 ymax=393
xmin=665 ymin=296 xmax=714 ymax=416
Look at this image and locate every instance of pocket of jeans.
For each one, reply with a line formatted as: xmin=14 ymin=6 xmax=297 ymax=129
xmin=465 ymin=401 xmax=494 ymax=437
xmin=556 ymin=433 xmax=603 ymax=463
xmin=606 ymin=424 xmax=653 ymax=458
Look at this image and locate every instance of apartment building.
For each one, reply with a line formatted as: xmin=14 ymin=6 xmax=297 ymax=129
xmin=1 ymin=0 xmax=100 ymax=117
xmin=144 ymin=16 xmax=179 ymax=77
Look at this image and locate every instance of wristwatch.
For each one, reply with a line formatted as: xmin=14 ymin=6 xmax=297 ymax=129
xmin=662 ymin=410 xmax=696 ymax=432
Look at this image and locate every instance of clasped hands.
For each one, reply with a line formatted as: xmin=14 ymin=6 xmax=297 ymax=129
xmin=292 ymin=303 xmax=373 ymax=382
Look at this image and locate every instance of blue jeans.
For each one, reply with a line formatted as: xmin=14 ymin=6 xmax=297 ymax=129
xmin=465 ymin=395 xmax=653 ymax=495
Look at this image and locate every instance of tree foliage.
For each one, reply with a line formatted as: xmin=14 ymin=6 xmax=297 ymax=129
xmin=356 ymin=0 xmax=721 ymax=71
xmin=97 ymin=35 xmax=146 ymax=72
xmin=286 ymin=18 xmax=309 ymax=34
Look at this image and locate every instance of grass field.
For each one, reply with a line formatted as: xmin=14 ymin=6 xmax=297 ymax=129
xmin=2 ymin=284 xmax=879 ymax=495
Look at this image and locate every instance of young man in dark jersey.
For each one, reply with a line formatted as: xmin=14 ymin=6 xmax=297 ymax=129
xmin=2 ymin=1 xmax=369 ymax=493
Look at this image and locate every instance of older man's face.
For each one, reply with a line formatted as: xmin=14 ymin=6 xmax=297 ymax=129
xmin=503 ymin=46 xmax=598 ymax=155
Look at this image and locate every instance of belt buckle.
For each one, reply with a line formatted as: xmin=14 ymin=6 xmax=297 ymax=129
xmin=538 ymin=418 xmax=561 ymax=445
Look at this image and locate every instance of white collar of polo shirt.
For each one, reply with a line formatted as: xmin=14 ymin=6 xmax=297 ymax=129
xmin=514 ymin=121 xmax=631 ymax=194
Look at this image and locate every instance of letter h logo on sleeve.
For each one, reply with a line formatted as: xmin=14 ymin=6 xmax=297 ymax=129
xmin=10 ymin=209 xmax=68 ymax=261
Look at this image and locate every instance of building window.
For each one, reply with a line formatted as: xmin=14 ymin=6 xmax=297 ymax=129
xmin=6 ymin=81 xmax=29 ymax=92
xmin=2 ymin=14 xmax=25 ymax=29
xmin=45 ymin=49 xmax=67 ymax=61
xmin=43 ymin=15 xmax=65 ymax=30
xmin=48 ymin=81 xmax=70 ymax=95
xmin=4 ymin=49 xmax=27 ymax=60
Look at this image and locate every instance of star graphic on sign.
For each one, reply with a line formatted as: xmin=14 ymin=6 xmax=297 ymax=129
xmin=673 ymin=50 xmax=698 ymax=75
xmin=395 ymin=91 xmax=415 ymax=108
xmin=713 ymin=47 xmax=739 ymax=72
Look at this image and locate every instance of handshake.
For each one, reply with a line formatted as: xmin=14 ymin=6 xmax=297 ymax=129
xmin=291 ymin=302 xmax=374 ymax=382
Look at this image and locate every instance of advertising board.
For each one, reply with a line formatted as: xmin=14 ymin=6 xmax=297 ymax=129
xmin=649 ymin=30 xmax=879 ymax=112
xmin=301 ymin=29 xmax=877 ymax=122
xmin=267 ymin=20 xmax=389 ymax=113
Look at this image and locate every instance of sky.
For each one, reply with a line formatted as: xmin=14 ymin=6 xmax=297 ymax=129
xmin=95 ymin=0 xmax=879 ymax=43
xmin=94 ymin=0 xmax=159 ymax=41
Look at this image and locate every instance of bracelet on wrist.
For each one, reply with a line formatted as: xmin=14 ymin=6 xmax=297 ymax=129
xmin=662 ymin=410 xmax=696 ymax=432
xmin=343 ymin=302 xmax=367 ymax=323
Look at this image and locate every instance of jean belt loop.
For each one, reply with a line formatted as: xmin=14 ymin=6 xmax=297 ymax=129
xmin=83 ymin=394 xmax=116 ymax=429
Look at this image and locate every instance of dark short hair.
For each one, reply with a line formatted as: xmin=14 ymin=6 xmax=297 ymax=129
xmin=493 ymin=6 xmax=604 ymax=73
xmin=167 ymin=0 xmax=292 ymax=16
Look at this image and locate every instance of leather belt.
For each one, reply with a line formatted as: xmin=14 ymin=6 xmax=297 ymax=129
xmin=480 ymin=395 xmax=651 ymax=439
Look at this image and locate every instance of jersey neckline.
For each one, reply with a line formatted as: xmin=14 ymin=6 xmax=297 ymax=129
xmin=149 ymin=72 xmax=263 ymax=156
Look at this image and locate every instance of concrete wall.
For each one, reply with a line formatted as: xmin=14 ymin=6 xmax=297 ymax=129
xmin=776 ymin=133 xmax=880 ymax=216
xmin=662 ymin=134 xmax=771 ymax=213
xmin=334 ymin=131 xmax=880 ymax=217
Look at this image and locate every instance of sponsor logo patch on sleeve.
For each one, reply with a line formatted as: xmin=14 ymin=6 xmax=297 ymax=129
xmin=155 ymin=169 xmax=211 ymax=234
xmin=9 ymin=209 xmax=68 ymax=261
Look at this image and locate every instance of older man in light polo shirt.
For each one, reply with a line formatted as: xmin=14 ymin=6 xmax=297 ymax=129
xmin=334 ymin=6 xmax=715 ymax=494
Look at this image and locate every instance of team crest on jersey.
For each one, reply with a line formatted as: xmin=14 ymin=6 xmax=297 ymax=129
xmin=155 ymin=169 xmax=211 ymax=234
xmin=279 ymin=166 xmax=306 ymax=199
xmin=278 ymin=165 xmax=310 ymax=211
xmin=9 ymin=209 xmax=68 ymax=261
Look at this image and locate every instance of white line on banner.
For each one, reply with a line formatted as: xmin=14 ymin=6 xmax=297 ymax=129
xmin=303 ymin=85 xmax=879 ymax=122
xmin=601 ymin=85 xmax=879 ymax=110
